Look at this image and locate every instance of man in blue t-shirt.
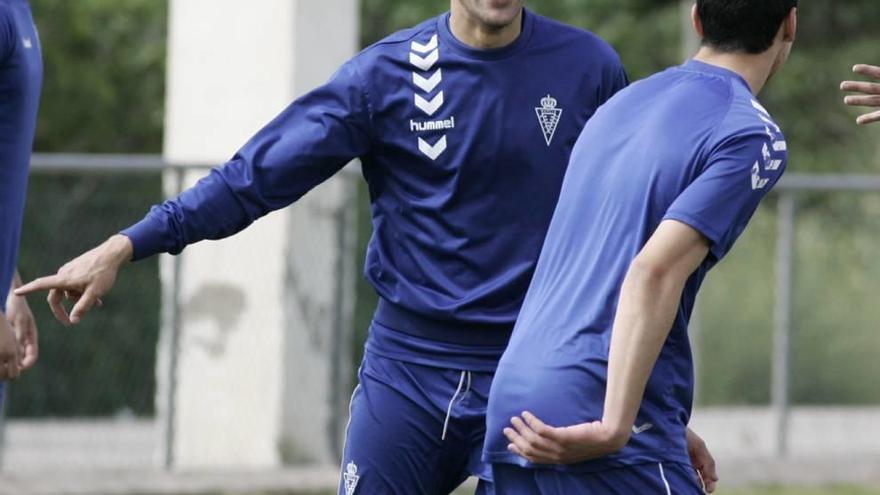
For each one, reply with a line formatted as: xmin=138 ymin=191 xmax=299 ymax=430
xmin=17 ymin=1 xmax=716 ymax=493
xmin=0 ymin=0 xmax=42 ymax=406
xmin=483 ymin=1 xmax=797 ymax=493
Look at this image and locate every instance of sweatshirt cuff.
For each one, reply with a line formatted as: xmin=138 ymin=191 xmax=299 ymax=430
xmin=120 ymin=214 xmax=168 ymax=262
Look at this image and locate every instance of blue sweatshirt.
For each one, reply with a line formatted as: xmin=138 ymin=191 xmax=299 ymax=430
xmin=485 ymin=60 xmax=787 ymax=470
xmin=0 ymin=0 xmax=41 ymax=312
xmin=123 ymin=10 xmax=627 ymax=367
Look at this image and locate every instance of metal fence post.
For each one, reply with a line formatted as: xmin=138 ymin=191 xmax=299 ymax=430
xmin=772 ymin=193 xmax=796 ymax=457
xmin=161 ymin=166 xmax=186 ymax=470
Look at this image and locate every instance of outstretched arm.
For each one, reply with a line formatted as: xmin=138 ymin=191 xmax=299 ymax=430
xmin=7 ymin=270 xmax=39 ymax=368
xmin=504 ymin=220 xmax=709 ymax=464
xmin=17 ymin=59 xmax=372 ymax=325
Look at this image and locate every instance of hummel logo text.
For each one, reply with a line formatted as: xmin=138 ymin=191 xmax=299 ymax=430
xmin=410 ymin=117 xmax=455 ymax=132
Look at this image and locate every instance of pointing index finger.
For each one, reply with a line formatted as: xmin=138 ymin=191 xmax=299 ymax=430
xmin=14 ymin=275 xmax=69 ymax=296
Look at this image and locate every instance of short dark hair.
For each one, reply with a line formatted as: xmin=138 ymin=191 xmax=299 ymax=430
xmin=697 ymin=0 xmax=798 ymax=54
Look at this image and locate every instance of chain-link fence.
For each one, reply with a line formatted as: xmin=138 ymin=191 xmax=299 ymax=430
xmin=692 ymin=176 xmax=880 ymax=462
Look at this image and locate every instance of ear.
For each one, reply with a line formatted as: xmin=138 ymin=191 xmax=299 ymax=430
xmin=782 ymin=7 xmax=797 ymax=43
xmin=691 ymin=4 xmax=704 ymax=38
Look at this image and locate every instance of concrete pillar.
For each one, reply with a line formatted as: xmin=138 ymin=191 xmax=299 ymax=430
xmin=157 ymin=0 xmax=359 ymax=469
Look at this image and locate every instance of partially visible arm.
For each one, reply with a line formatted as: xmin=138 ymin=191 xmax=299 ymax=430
xmin=601 ymin=220 xmax=709 ymax=439
xmin=7 ymin=270 xmax=39 ymax=369
xmin=0 ymin=310 xmax=21 ymax=380
xmin=0 ymin=9 xmax=22 ymax=377
xmin=841 ymin=64 xmax=880 ymax=125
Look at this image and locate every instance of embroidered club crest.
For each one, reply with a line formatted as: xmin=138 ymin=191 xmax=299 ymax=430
xmin=535 ymin=94 xmax=563 ymax=146
xmin=343 ymin=461 xmax=360 ymax=495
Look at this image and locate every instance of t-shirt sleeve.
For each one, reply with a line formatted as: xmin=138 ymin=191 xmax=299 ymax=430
xmin=121 ymin=58 xmax=372 ymax=261
xmin=598 ymin=53 xmax=629 ymax=105
xmin=664 ymin=128 xmax=787 ymax=261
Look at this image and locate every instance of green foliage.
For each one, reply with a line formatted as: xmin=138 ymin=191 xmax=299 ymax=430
xmin=31 ymin=0 xmax=166 ymax=153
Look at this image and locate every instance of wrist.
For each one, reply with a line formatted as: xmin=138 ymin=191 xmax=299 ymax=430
xmin=105 ymin=235 xmax=134 ymax=265
xmin=601 ymin=417 xmax=633 ymax=449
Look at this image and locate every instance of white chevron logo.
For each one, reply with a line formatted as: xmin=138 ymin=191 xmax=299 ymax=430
xmin=752 ymin=161 xmax=769 ymax=190
xmin=759 ymin=113 xmax=781 ymax=133
xmin=414 ymin=92 xmax=444 ymax=116
xmin=410 ymin=49 xmax=439 ymax=71
xmin=632 ymin=423 xmax=654 ymax=435
xmin=413 ymin=69 xmax=442 ymax=93
xmin=411 ymin=34 xmax=438 ymax=54
xmin=418 ymin=136 xmax=447 ymax=160
xmin=751 ymin=99 xmax=770 ymax=116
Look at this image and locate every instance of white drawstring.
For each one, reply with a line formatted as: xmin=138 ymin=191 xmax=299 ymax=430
xmin=441 ymin=371 xmax=467 ymax=440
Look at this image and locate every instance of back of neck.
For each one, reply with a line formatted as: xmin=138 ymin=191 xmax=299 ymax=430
xmin=692 ymin=47 xmax=774 ymax=96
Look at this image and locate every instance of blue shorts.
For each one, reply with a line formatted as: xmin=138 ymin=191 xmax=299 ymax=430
xmin=492 ymin=462 xmax=704 ymax=494
xmin=338 ymin=350 xmax=495 ymax=495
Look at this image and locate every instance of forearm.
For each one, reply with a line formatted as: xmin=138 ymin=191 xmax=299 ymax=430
xmin=11 ymin=270 xmax=22 ymax=291
xmin=122 ymin=169 xmax=255 ymax=260
xmin=602 ymin=260 xmax=687 ymax=437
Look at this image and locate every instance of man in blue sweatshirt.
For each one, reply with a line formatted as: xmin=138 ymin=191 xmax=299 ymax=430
xmin=0 ymin=0 xmax=42 ymax=404
xmin=17 ymin=1 xmax=717 ymax=493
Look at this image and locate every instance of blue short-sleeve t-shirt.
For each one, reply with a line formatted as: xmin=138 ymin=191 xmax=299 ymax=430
xmin=484 ymin=60 xmax=787 ymax=471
